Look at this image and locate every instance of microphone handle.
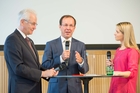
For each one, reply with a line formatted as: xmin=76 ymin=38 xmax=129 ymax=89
xmin=107 ymin=56 xmax=111 ymax=59
xmin=65 ymin=45 xmax=69 ymax=66
xmin=65 ymin=59 xmax=69 ymax=66
xmin=65 ymin=46 xmax=69 ymax=50
xmin=54 ymin=67 xmax=60 ymax=71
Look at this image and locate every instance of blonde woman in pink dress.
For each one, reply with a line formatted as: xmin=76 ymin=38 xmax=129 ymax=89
xmin=107 ymin=22 xmax=140 ymax=93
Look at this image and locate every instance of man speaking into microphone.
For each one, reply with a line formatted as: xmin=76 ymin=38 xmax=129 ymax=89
xmin=42 ymin=15 xmax=89 ymax=93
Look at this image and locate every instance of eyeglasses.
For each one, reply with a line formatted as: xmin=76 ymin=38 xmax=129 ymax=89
xmin=61 ymin=24 xmax=75 ymax=28
xmin=24 ymin=19 xmax=38 ymax=26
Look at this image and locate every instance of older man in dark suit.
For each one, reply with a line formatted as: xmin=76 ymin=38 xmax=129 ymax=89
xmin=4 ymin=9 xmax=58 ymax=93
xmin=42 ymin=15 xmax=89 ymax=93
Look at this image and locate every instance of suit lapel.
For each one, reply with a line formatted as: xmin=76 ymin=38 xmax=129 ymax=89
xmin=70 ymin=38 xmax=76 ymax=52
xmin=57 ymin=37 xmax=63 ymax=54
xmin=30 ymin=41 xmax=39 ymax=61
xmin=69 ymin=38 xmax=76 ymax=64
xmin=14 ymin=30 xmax=40 ymax=67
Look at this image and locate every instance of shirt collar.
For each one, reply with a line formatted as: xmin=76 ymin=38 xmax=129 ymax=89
xmin=16 ymin=28 xmax=26 ymax=39
xmin=61 ymin=36 xmax=72 ymax=43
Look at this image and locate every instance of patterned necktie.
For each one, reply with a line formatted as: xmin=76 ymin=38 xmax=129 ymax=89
xmin=25 ymin=37 xmax=36 ymax=57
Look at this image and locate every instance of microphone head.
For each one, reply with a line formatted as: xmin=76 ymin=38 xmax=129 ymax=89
xmin=54 ymin=63 xmax=66 ymax=71
xmin=107 ymin=51 xmax=111 ymax=59
xmin=65 ymin=41 xmax=69 ymax=50
xmin=65 ymin=41 xmax=69 ymax=46
xmin=59 ymin=63 xmax=66 ymax=70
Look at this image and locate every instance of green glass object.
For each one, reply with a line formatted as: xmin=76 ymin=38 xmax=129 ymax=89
xmin=106 ymin=66 xmax=113 ymax=75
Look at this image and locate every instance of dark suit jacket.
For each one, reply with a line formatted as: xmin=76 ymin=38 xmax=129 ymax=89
xmin=4 ymin=29 xmax=42 ymax=93
xmin=42 ymin=37 xmax=89 ymax=93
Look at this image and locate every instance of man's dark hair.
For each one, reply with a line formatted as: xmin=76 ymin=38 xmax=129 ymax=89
xmin=59 ymin=15 xmax=76 ymax=26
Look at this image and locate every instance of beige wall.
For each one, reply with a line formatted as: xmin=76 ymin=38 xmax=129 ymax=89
xmin=0 ymin=50 xmax=140 ymax=93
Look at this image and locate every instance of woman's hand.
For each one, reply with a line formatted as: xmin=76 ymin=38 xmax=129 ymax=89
xmin=106 ymin=59 xmax=113 ymax=66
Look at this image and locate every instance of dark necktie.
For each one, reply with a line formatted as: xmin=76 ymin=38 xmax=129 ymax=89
xmin=25 ymin=37 xmax=36 ymax=57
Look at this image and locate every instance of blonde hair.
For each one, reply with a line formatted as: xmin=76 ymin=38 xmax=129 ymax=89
xmin=116 ymin=22 xmax=139 ymax=50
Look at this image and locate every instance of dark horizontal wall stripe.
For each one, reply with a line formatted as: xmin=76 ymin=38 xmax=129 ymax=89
xmin=85 ymin=44 xmax=120 ymax=50
xmin=1 ymin=44 xmax=140 ymax=51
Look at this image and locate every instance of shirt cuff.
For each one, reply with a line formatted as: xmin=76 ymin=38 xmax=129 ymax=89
xmin=78 ymin=58 xmax=84 ymax=67
xmin=60 ymin=55 xmax=64 ymax=63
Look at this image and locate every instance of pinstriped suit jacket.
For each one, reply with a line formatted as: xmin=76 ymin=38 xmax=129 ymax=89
xmin=42 ymin=37 xmax=89 ymax=93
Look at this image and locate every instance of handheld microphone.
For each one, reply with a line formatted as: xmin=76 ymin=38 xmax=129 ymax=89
xmin=65 ymin=41 xmax=69 ymax=66
xmin=65 ymin=41 xmax=69 ymax=50
xmin=106 ymin=51 xmax=113 ymax=75
xmin=54 ymin=63 xmax=66 ymax=71
xmin=45 ymin=64 xmax=66 ymax=80
xmin=107 ymin=51 xmax=111 ymax=59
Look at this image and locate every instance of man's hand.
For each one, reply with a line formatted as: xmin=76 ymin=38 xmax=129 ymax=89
xmin=41 ymin=68 xmax=58 ymax=78
xmin=75 ymin=51 xmax=83 ymax=64
xmin=62 ymin=50 xmax=70 ymax=60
